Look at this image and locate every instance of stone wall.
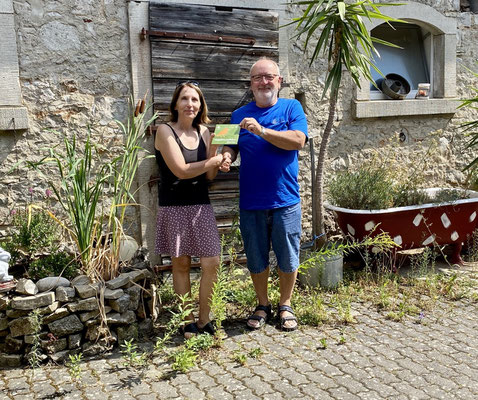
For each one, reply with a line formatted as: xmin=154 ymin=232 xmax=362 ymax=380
xmin=0 ymin=269 xmax=153 ymax=367
xmin=1 ymin=0 xmax=478 ymax=245
xmin=0 ymin=0 xmax=135 ymax=237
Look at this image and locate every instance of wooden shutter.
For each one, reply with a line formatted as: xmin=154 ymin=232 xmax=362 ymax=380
xmin=148 ymin=2 xmax=279 ymax=123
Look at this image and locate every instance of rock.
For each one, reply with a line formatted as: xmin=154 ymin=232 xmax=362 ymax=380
xmin=66 ymin=297 xmax=98 ymax=312
xmin=109 ymin=293 xmax=130 ymax=313
xmin=56 ymin=286 xmax=76 ymax=302
xmin=48 ymin=349 xmax=71 ymax=364
xmin=68 ymin=333 xmax=82 ymax=349
xmin=26 ymin=350 xmax=48 ymax=365
xmin=0 ymin=315 xmax=8 ymax=330
xmin=16 ymin=278 xmax=38 ymax=295
xmin=43 ymin=307 xmax=70 ymax=324
xmin=106 ymin=310 xmax=136 ymax=325
xmin=11 ymin=292 xmax=55 ymax=310
xmin=126 ymin=286 xmax=141 ymax=311
xmin=74 ymin=283 xmax=98 ymax=299
xmin=119 ymin=235 xmax=139 ymax=262
xmin=104 ymin=288 xmax=124 ymax=300
xmin=8 ymin=301 xmax=58 ymax=318
xmin=48 ymin=314 xmax=83 ymax=337
xmin=5 ymin=336 xmax=24 ymax=353
xmin=38 ymin=301 xmax=59 ymax=315
xmin=117 ymin=324 xmax=138 ymax=343
xmin=24 ymin=332 xmax=48 ymax=344
xmin=85 ymin=318 xmax=100 ymax=327
xmin=0 ymin=295 xmax=10 ymax=310
xmin=42 ymin=337 xmax=67 ymax=354
xmin=85 ymin=324 xmax=100 ymax=341
xmin=129 ymin=261 xmax=149 ymax=271
xmin=136 ymin=302 xmax=147 ymax=319
xmin=8 ymin=316 xmax=35 ymax=337
xmin=105 ymin=273 xmax=131 ymax=290
xmin=82 ymin=340 xmax=113 ymax=357
xmin=130 ymin=246 xmax=149 ymax=265
xmin=127 ymin=269 xmax=151 ymax=285
xmin=71 ymin=275 xmax=91 ymax=286
xmin=79 ymin=306 xmax=111 ymax=323
xmin=36 ymin=277 xmax=70 ymax=293
xmin=0 ymin=354 xmax=23 ymax=367
xmin=6 ymin=309 xmax=29 ymax=318
xmin=138 ymin=318 xmax=153 ymax=336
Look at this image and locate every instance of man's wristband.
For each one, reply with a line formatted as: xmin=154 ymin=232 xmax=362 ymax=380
xmin=260 ymin=126 xmax=265 ymax=137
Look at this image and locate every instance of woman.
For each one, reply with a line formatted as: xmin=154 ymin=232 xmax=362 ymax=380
xmin=155 ymin=81 xmax=223 ymax=338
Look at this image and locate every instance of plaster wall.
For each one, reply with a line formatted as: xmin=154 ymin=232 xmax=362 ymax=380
xmin=1 ymin=0 xmax=478 ymax=246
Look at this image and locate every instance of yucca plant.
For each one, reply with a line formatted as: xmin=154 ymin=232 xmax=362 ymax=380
xmin=459 ymin=66 xmax=478 ymax=172
xmin=290 ymin=0 xmax=403 ymax=248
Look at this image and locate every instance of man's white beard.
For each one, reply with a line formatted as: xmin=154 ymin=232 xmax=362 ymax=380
xmin=256 ymin=88 xmax=277 ymax=105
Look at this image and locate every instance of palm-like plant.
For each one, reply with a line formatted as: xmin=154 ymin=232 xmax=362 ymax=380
xmin=290 ymin=0 xmax=403 ymax=248
xmin=459 ymin=67 xmax=478 ymax=172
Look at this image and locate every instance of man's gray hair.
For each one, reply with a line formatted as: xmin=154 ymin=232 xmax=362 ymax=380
xmin=250 ymin=57 xmax=281 ymax=76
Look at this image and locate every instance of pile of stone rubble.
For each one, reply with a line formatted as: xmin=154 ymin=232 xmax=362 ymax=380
xmin=0 ymin=268 xmax=154 ymax=367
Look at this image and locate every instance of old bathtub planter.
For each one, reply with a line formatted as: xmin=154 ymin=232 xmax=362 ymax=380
xmin=325 ymin=188 xmax=478 ymax=265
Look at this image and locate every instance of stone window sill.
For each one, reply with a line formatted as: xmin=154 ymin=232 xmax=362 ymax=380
xmin=353 ymin=98 xmax=459 ymax=119
xmin=0 ymin=107 xmax=29 ymax=131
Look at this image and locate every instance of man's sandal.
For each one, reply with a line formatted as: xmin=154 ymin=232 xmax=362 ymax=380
xmin=182 ymin=322 xmax=199 ymax=338
xmin=246 ymin=304 xmax=272 ymax=330
xmin=278 ymin=304 xmax=298 ymax=332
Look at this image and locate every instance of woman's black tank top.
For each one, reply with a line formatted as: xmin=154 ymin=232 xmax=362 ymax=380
xmin=155 ymin=123 xmax=210 ymax=206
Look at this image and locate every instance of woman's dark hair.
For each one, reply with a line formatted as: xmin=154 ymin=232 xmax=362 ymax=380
xmin=169 ymin=83 xmax=211 ymax=128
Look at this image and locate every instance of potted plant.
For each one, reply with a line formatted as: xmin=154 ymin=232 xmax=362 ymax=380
xmin=290 ymin=0 xmax=403 ymax=249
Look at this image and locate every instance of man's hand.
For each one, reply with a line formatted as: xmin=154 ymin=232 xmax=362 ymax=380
xmin=240 ymin=117 xmax=262 ymax=136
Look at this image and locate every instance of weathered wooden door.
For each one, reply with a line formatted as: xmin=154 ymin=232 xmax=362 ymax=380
xmin=148 ymin=2 xmax=279 ymax=123
xmin=146 ymin=2 xmax=279 ymax=268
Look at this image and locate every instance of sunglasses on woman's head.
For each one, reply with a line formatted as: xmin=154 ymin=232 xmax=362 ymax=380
xmin=176 ymin=80 xmax=200 ymax=88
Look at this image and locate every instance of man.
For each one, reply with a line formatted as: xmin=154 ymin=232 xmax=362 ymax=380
xmin=221 ymin=58 xmax=308 ymax=331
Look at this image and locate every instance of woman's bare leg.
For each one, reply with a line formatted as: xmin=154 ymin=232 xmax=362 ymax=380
xmin=197 ymin=256 xmax=219 ymax=327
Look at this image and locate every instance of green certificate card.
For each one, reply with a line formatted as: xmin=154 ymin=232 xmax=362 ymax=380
xmin=211 ymin=124 xmax=240 ymax=145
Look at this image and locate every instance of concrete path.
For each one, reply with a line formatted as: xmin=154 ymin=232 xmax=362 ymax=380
xmin=1 ymin=295 xmax=477 ymax=399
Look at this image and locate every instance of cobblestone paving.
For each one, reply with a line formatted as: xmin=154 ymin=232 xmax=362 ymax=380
xmin=1 ymin=297 xmax=477 ymax=399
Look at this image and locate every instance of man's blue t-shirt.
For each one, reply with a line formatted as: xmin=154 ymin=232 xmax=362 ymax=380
xmin=230 ymin=98 xmax=308 ymax=210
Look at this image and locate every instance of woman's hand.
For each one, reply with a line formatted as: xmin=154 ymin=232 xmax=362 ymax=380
xmin=219 ymin=152 xmax=232 ymax=172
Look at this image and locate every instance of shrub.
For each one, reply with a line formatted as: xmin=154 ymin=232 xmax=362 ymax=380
xmin=11 ymin=208 xmax=59 ymax=256
xmin=328 ymin=168 xmax=394 ymax=209
xmin=28 ymin=251 xmax=79 ymax=281
xmin=329 ymin=165 xmax=469 ymax=210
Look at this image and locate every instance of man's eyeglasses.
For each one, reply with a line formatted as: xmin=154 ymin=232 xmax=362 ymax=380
xmin=176 ymin=80 xmax=200 ymax=88
xmin=251 ymin=74 xmax=279 ymax=83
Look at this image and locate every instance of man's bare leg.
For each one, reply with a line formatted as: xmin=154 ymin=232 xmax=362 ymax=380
xmin=247 ymin=267 xmax=270 ymax=329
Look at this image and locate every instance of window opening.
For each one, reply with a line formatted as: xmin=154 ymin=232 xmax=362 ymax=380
xmin=370 ymin=22 xmax=430 ymax=100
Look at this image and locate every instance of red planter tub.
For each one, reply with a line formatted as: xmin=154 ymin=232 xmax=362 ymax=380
xmin=325 ymin=188 xmax=478 ymax=264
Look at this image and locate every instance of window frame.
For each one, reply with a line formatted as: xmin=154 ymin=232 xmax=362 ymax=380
xmin=353 ymin=1 xmax=458 ymax=119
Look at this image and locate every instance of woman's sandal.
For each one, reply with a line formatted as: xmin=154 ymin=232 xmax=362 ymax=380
xmin=278 ymin=304 xmax=298 ymax=332
xmin=246 ymin=304 xmax=272 ymax=330
xmin=182 ymin=322 xmax=199 ymax=338
xmin=198 ymin=321 xmax=216 ymax=335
